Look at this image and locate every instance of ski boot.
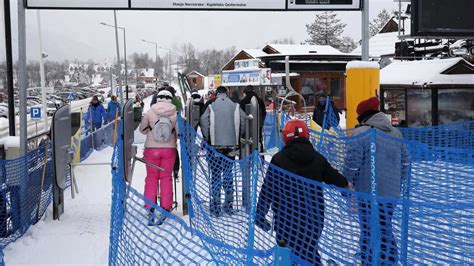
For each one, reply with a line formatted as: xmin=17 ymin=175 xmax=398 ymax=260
xmin=147 ymin=208 xmax=155 ymax=226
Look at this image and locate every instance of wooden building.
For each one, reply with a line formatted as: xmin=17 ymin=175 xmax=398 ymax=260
xmin=258 ymin=44 xmax=360 ymax=110
xmin=186 ymin=71 xmax=205 ymax=90
xmin=222 ymin=49 xmax=267 ymax=71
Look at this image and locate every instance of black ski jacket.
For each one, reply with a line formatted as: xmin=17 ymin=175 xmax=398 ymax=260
xmin=256 ymin=138 xmax=348 ymax=263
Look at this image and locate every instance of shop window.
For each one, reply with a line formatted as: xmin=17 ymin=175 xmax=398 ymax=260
xmin=407 ymin=89 xmax=432 ymax=127
xmin=438 ymin=88 xmax=474 ymax=125
xmin=315 ymin=77 xmax=329 ymax=95
xmin=302 ymin=78 xmax=316 ymax=106
xmin=383 ymin=89 xmax=406 ymax=126
xmin=329 ymin=78 xmax=342 ymax=99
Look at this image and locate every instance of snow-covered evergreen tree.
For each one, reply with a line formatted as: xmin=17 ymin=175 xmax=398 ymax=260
xmin=369 ymin=9 xmax=393 ymax=37
xmin=305 ymin=11 xmax=346 ymax=48
xmin=339 ymin=36 xmax=357 ymax=53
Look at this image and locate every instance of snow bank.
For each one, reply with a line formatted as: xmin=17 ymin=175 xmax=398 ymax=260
xmin=0 ymin=136 xmax=20 ymax=150
xmin=346 ymin=61 xmax=380 ymax=70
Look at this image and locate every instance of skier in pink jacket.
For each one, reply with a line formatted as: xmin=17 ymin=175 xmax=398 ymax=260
xmin=139 ymin=90 xmax=177 ymax=225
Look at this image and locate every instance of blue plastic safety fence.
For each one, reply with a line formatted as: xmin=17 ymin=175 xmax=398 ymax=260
xmin=108 ymin=121 xmax=270 ymax=265
xmin=399 ymin=122 xmax=474 ymax=150
xmin=309 ymin=126 xmax=473 ymax=264
xmin=0 ymin=113 xmax=115 ymax=264
xmin=0 ymin=144 xmax=54 ymax=250
xmin=108 ymin=115 xmax=473 ymax=265
xmin=80 ymin=120 xmax=118 ymax=161
xmin=322 ymin=97 xmax=345 ymax=135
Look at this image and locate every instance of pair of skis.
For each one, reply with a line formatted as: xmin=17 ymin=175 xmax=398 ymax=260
xmin=145 ymin=165 xmax=180 ymax=227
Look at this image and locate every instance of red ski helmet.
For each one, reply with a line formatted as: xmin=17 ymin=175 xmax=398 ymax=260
xmin=282 ymin=119 xmax=310 ymax=144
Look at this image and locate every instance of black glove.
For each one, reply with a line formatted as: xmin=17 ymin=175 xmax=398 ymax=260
xmin=256 ymin=217 xmax=271 ymax=232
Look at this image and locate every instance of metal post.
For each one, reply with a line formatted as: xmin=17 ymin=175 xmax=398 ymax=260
xmin=110 ymin=67 xmax=113 ymax=92
xmin=398 ymin=0 xmax=402 ymax=37
xmin=17 ymin=0 xmax=28 ymax=155
xmin=3 ymin=0 xmax=15 ymax=136
xmin=245 ymin=151 xmax=260 ymax=264
xmin=37 ymin=10 xmax=48 ymax=133
xmin=155 ymin=44 xmax=158 ymax=86
xmin=361 ymin=0 xmax=370 ymax=61
xmin=113 ymin=10 xmax=123 ymax=105
xmin=168 ymin=51 xmax=172 ymax=83
xmin=122 ymin=28 xmax=129 ymax=100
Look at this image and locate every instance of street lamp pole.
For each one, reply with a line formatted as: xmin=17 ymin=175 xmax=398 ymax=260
xmin=3 ymin=0 xmax=16 ymax=136
xmin=37 ymin=10 xmax=48 ymax=132
xmin=113 ymin=11 xmax=123 ymax=104
xmin=159 ymin=46 xmax=172 ymax=83
xmin=142 ymin=39 xmax=159 ymax=87
xmin=100 ymin=21 xmax=128 ymax=100
xmin=122 ymin=29 xmax=128 ymax=99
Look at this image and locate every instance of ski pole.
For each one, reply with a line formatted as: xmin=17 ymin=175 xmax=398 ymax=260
xmin=35 ymin=143 xmax=49 ymax=222
xmin=113 ymin=109 xmax=118 ymax=144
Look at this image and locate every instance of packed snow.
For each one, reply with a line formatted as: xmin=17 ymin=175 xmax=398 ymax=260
xmin=3 ymin=96 xmax=156 ymax=265
xmin=346 ymin=61 xmax=380 ymax=69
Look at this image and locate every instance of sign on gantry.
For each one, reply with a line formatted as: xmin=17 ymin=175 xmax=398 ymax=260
xmin=26 ymin=0 xmax=361 ymax=10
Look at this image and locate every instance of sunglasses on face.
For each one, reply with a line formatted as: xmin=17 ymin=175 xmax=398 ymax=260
xmin=191 ymin=94 xmax=201 ymax=99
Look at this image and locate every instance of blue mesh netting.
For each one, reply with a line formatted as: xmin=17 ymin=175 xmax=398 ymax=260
xmin=0 ymin=111 xmax=117 ymax=264
xmin=321 ymin=97 xmax=344 ymax=135
xmin=109 ymin=124 xmax=221 ymax=265
xmin=109 ymin=115 xmax=474 ymax=265
xmin=81 ymin=118 xmax=118 ymax=161
xmin=263 ymin=112 xmax=278 ymax=152
xmin=399 ymin=121 xmax=474 ymax=150
xmin=0 ymin=144 xmax=54 ymax=251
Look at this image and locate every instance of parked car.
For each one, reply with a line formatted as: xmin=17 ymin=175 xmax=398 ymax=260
xmin=48 ymin=95 xmax=62 ymax=107
xmin=46 ymin=101 xmax=57 ymax=116
xmin=136 ymin=81 xmax=145 ymax=89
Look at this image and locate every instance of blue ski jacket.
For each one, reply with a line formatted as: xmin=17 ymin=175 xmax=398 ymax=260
xmin=107 ymin=100 xmax=121 ymax=120
xmin=88 ymin=103 xmax=106 ymax=126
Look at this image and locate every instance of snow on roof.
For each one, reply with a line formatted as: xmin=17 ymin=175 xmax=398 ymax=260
xmin=271 ymin=73 xmax=300 ymax=78
xmin=352 ymin=16 xmax=412 ymax=58
xmin=381 ymin=58 xmax=474 ymax=85
xmin=265 ymin=44 xmax=344 ymax=55
xmin=352 ymin=32 xmax=400 ymax=58
xmin=243 ymin=49 xmax=267 ymax=58
xmin=346 ymin=61 xmax=380 ymax=70
xmin=187 ymin=71 xmax=205 ymax=77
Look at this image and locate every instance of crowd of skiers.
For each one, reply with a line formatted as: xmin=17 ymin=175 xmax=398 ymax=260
xmin=138 ymin=84 xmax=407 ymax=265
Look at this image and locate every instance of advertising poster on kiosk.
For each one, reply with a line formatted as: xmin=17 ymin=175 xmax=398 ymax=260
xmin=222 ymin=69 xmax=271 ymax=87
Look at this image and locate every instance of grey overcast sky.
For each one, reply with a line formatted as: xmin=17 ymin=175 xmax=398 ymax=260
xmin=0 ymin=0 xmax=400 ymax=62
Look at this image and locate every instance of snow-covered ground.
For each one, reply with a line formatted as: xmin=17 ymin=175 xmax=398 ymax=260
xmin=4 ymin=96 xmax=151 ymax=265
xmin=4 ymin=147 xmax=114 ymax=264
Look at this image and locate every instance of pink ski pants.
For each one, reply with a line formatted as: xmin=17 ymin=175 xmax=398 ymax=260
xmin=143 ymin=148 xmax=176 ymax=210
